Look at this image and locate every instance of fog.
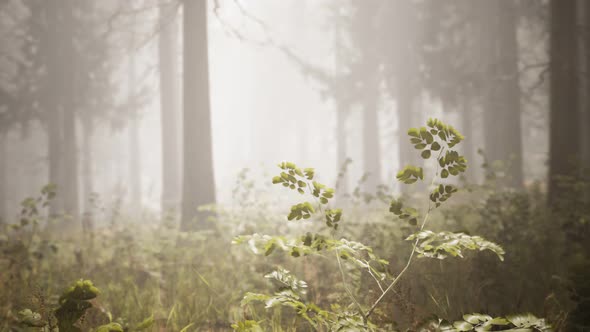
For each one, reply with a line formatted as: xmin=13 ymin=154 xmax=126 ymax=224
xmin=1 ymin=1 xmax=589 ymax=331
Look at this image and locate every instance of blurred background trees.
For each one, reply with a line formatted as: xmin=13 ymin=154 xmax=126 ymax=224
xmin=1 ymin=0 xmax=590 ymax=330
xmin=0 ymin=0 xmax=584 ymax=230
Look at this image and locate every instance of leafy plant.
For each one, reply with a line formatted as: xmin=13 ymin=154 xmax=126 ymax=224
xmin=232 ymin=119 xmax=550 ymax=331
xmin=18 ymin=279 xmax=153 ymax=332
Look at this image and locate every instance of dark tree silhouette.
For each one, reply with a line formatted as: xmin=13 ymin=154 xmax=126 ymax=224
xmin=548 ymin=0 xmax=579 ymax=204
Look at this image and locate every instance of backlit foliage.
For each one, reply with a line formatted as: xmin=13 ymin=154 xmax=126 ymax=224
xmin=231 ymin=119 xmax=536 ymax=331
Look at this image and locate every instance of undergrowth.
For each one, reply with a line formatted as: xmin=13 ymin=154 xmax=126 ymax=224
xmin=0 ymin=119 xmax=585 ymax=331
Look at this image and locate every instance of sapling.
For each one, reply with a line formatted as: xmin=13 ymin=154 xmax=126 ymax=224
xmin=232 ymin=119 xmax=551 ymax=332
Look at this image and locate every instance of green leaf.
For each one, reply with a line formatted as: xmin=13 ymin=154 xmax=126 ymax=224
xmin=18 ymin=309 xmax=45 ymax=327
xmin=96 ymin=323 xmax=124 ymax=332
xmin=453 ymin=321 xmax=474 ymax=331
xmin=410 ymin=137 xmax=422 ymax=144
xmin=134 ymin=314 xmax=154 ymax=331
xmin=431 ymin=141 xmax=441 ymax=151
xmin=408 ymin=128 xmax=420 ymax=137
xmin=406 ymin=231 xmax=505 ymax=261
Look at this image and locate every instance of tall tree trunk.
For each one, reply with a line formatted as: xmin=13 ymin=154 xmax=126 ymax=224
xmin=159 ymin=1 xmax=180 ymax=216
xmin=482 ymin=0 xmax=524 ymax=188
xmin=81 ymin=114 xmax=94 ymax=233
xmin=0 ymin=132 xmax=6 ymax=224
xmin=362 ymin=75 xmax=381 ymax=193
xmin=181 ymin=0 xmax=216 ymax=231
xmin=549 ymin=0 xmax=579 ymax=204
xmin=62 ymin=100 xmax=79 ymax=220
xmin=461 ymin=95 xmax=477 ymax=184
xmin=582 ymin=0 xmax=590 ymax=171
xmin=128 ymin=18 xmax=141 ymax=211
xmin=44 ymin=1 xmax=64 ymax=217
xmin=61 ymin=0 xmax=79 ymax=221
xmin=397 ymin=84 xmax=417 ymax=193
xmin=335 ymin=100 xmax=349 ymax=194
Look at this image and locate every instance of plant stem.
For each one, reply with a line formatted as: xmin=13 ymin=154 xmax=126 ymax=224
xmin=365 ymin=148 xmax=445 ymax=319
xmin=335 ymin=249 xmax=366 ymax=318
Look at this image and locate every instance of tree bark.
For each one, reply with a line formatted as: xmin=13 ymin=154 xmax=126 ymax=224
xmin=362 ymin=75 xmax=381 ymax=193
xmin=61 ymin=0 xmax=79 ymax=221
xmin=62 ymin=97 xmax=79 ymax=220
xmin=159 ymin=1 xmax=181 ymax=216
xmin=81 ymin=114 xmax=94 ymax=233
xmin=0 ymin=132 xmax=6 ymax=224
xmin=128 ymin=12 xmax=141 ymax=211
xmin=482 ymin=0 xmax=524 ymax=189
xmin=581 ymin=0 xmax=590 ymax=171
xmin=397 ymin=84 xmax=416 ymax=167
xmin=549 ymin=0 xmax=580 ymax=204
xmin=335 ymin=100 xmax=349 ymax=194
xmin=181 ymin=0 xmax=216 ymax=231
xmin=43 ymin=0 xmax=64 ymax=217
xmin=461 ymin=95 xmax=477 ymax=183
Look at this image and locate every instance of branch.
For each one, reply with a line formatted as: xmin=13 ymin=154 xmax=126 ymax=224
xmin=365 ymin=148 xmax=446 ymax=319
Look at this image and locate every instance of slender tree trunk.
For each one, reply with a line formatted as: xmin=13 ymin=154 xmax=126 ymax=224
xmin=62 ymin=103 xmax=79 ymax=220
xmin=362 ymin=75 xmax=381 ymax=193
xmin=81 ymin=114 xmax=94 ymax=232
xmin=181 ymin=0 xmax=216 ymax=231
xmin=497 ymin=0 xmax=524 ymax=188
xmin=44 ymin=0 xmax=65 ymax=218
xmin=397 ymin=83 xmax=417 ymax=193
xmin=61 ymin=0 xmax=79 ymax=221
xmin=581 ymin=0 xmax=590 ymax=171
xmin=482 ymin=0 xmax=524 ymax=188
xmin=461 ymin=95 xmax=477 ymax=184
xmin=549 ymin=0 xmax=579 ymax=205
xmin=159 ymin=2 xmax=180 ymax=216
xmin=0 ymin=132 xmax=6 ymax=224
xmin=335 ymin=100 xmax=349 ymax=194
xmin=128 ymin=102 xmax=141 ymax=210
xmin=128 ymin=19 xmax=141 ymax=211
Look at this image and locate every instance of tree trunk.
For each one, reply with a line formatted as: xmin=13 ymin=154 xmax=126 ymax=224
xmin=159 ymin=1 xmax=181 ymax=216
xmin=362 ymin=75 xmax=381 ymax=193
xmin=128 ymin=15 xmax=141 ymax=211
xmin=44 ymin=0 xmax=64 ymax=217
xmin=181 ymin=0 xmax=216 ymax=231
xmin=61 ymin=0 xmax=79 ymax=221
xmin=81 ymin=114 xmax=94 ymax=233
xmin=582 ymin=0 xmax=590 ymax=171
xmin=461 ymin=95 xmax=477 ymax=184
xmin=482 ymin=0 xmax=524 ymax=188
xmin=62 ymin=99 xmax=79 ymax=220
xmin=549 ymin=0 xmax=579 ymax=204
xmin=335 ymin=100 xmax=349 ymax=194
xmin=0 ymin=132 xmax=6 ymax=224
xmin=397 ymin=83 xmax=419 ymax=193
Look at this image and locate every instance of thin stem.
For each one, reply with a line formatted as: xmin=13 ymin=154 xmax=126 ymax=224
xmin=365 ymin=148 xmax=446 ymax=319
xmin=335 ymin=249 xmax=366 ymax=319
xmin=304 ymin=177 xmax=363 ymax=317
xmin=367 ymin=265 xmax=385 ymax=293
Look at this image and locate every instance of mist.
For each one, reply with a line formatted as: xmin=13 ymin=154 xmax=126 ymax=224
xmin=0 ymin=1 xmax=588 ymax=331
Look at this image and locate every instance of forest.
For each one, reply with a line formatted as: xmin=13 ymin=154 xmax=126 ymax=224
xmin=0 ymin=0 xmax=588 ymax=331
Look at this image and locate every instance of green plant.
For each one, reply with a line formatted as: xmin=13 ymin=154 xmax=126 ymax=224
xmin=231 ymin=119 xmax=551 ymax=331
xmin=18 ymin=279 xmax=153 ymax=332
